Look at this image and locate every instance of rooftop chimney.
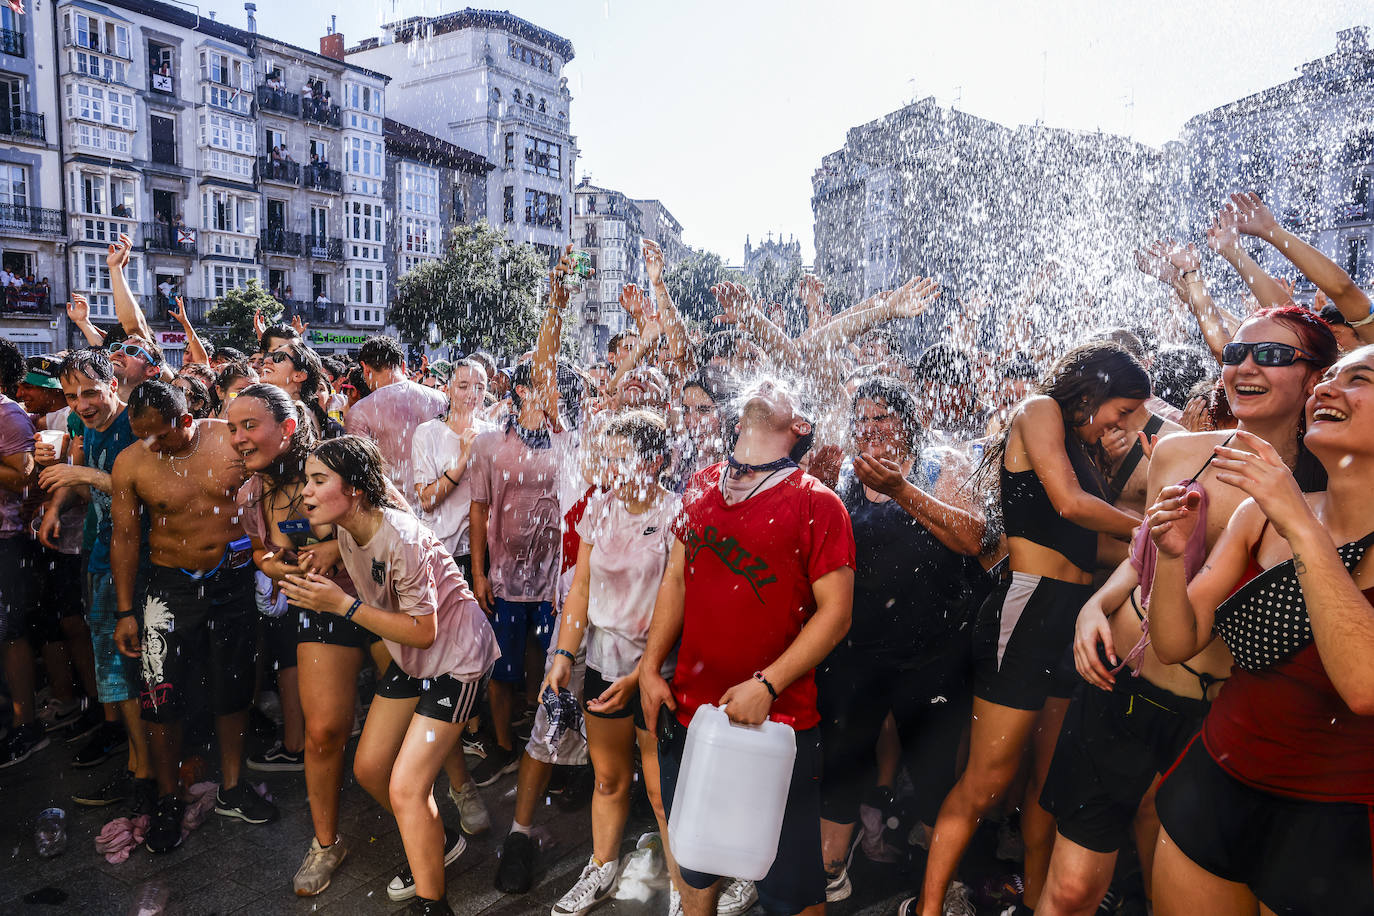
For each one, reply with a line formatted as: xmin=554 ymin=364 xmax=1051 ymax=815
xmin=321 ymin=16 xmax=345 ymax=61
xmin=244 ymin=2 xmax=256 ymax=34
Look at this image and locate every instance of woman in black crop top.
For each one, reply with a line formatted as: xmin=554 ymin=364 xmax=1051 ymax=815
xmin=910 ymin=343 xmax=1150 ymax=916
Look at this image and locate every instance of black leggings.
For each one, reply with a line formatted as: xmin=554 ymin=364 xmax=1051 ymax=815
xmin=816 ymin=647 xmax=972 ymax=825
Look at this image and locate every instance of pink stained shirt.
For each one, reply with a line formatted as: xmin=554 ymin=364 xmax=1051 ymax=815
xmin=345 ymin=380 xmax=446 ymax=499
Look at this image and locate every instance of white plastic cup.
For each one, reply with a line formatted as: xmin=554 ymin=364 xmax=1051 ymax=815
xmin=36 ymin=429 xmax=65 ymax=460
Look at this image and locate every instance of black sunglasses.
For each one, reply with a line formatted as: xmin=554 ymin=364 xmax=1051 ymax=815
xmin=266 ymin=351 xmax=295 ymax=364
xmin=1220 ymin=341 xmax=1313 ymax=368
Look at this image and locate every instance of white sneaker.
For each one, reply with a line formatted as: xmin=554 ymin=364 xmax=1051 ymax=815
xmin=943 ymin=880 xmax=978 ymax=916
xmin=667 ymin=885 xmax=683 ymax=916
xmin=825 ymin=866 xmax=852 ymax=902
xmin=715 ymin=878 xmax=758 ymax=915
xmin=293 ymin=836 xmax=348 ymax=897
xmin=551 ymin=857 xmax=619 ymax=916
xmin=447 ymin=779 xmax=491 ymax=835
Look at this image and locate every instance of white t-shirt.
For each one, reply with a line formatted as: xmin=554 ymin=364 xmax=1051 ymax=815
xmin=411 ymin=416 xmax=496 ymax=557
xmin=575 ymin=489 xmax=682 ymax=678
xmin=337 ymin=507 xmax=500 ymax=682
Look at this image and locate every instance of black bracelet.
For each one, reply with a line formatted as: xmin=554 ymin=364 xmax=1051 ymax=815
xmin=554 ymin=648 xmax=576 ymax=663
xmin=115 ymin=609 xmax=138 ymax=620
xmin=344 ymin=598 xmax=362 ymax=620
xmin=443 ymin=470 xmax=459 ymax=486
xmin=753 ymin=670 xmax=778 ymax=700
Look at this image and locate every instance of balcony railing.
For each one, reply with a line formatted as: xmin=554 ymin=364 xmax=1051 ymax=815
xmin=0 ymin=205 xmax=65 ymax=236
xmin=0 ymin=28 xmax=23 ymax=58
xmin=303 ymin=166 xmax=342 ymax=192
xmin=256 ymin=85 xmax=301 ymax=117
xmin=280 ymin=299 xmax=346 ymax=326
xmin=304 ymin=235 xmax=344 ymax=260
xmin=261 ymin=229 xmax=302 ymax=256
xmin=2 ymin=286 xmax=50 ymax=315
xmin=0 ymin=110 xmax=44 ymax=143
xmin=142 ymin=222 xmax=196 ymax=254
xmin=257 ymin=156 xmax=300 ymax=185
xmin=302 ymin=99 xmax=341 ymax=127
xmin=142 ymin=294 xmax=210 ymax=324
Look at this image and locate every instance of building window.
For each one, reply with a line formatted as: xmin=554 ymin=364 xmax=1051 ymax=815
xmin=74 ymin=251 xmax=141 ymax=318
xmin=524 ymin=189 xmax=561 ymax=229
xmin=65 ymin=84 xmax=135 ymax=129
xmin=508 ymin=40 xmax=553 ymax=73
xmin=0 ymin=165 xmax=26 ymax=209
xmin=346 ymin=136 xmax=383 ymax=195
xmin=63 ymin=12 xmax=132 ymax=60
xmin=503 ymin=186 xmax=514 ymax=224
xmin=199 ymin=112 xmax=254 ymax=155
xmin=504 ymin=133 xmax=514 ymax=168
xmin=344 ymin=82 xmax=383 ymax=115
xmin=201 ymin=189 xmax=257 ymax=234
xmin=346 ymin=200 xmax=384 ymax=259
xmin=346 ymin=265 xmax=385 ymax=305
xmin=524 ymin=137 xmax=561 ymax=179
xmin=203 ymin=264 xmax=258 ymax=298
xmin=401 ymin=162 xmax=439 ymax=216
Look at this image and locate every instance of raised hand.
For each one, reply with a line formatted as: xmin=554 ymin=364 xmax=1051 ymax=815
xmin=1147 ymin=484 xmax=1204 ymax=559
xmin=253 ymin=307 xmax=267 ymax=340
xmin=1208 ymin=430 xmax=1312 ymax=541
xmin=67 ymin=291 xmax=90 ymax=325
xmin=167 ymin=295 xmax=188 ymax=325
xmin=620 ymin=283 xmax=652 ymax=332
xmin=709 ymin=281 xmax=752 ymax=326
xmin=291 ymin=313 xmax=309 ymax=336
xmin=642 ymin=238 xmax=665 ymax=284
xmin=548 ymin=242 xmax=576 ymax=311
xmin=1207 ymin=207 xmax=1242 ymax=256
xmin=799 ymin=274 xmax=827 ymax=330
xmin=105 ymin=233 xmax=132 ymax=270
xmin=1229 ymin=191 xmax=1280 ymax=240
xmin=888 ymin=275 xmax=940 ymax=318
xmin=1164 ymin=239 xmax=1202 ymax=273
xmin=1135 ymin=244 xmax=1178 ymax=286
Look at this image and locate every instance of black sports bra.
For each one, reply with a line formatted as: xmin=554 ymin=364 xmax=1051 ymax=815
xmin=1214 ymin=530 xmax=1374 ymax=672
xmin=1001 ymin=434 xmax=1107 ymax=573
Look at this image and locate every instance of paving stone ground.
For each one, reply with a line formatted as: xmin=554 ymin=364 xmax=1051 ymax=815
xmin=0 ymin=721 xmax=1026 ymax=915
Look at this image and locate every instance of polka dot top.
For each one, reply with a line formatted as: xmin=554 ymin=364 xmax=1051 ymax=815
xmin=1213 ymin=531 xmax=1374 ymax=672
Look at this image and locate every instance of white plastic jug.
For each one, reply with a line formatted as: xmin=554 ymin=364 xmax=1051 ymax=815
xmin=667 ymin=704 xmax=798 ymax=880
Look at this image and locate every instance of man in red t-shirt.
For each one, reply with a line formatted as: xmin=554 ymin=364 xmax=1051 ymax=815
xmin=641 ymin=379 xmax=855 ymax=916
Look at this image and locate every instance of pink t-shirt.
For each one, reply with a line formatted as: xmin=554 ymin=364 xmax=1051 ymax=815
xmin=345 ymin=381 xmax=446 ymax=498
xmin=468 ymin=426 xmax=575 ymax=603
xmin=0 ymin=396 xmax=34 ymax=539
xmin=236 ymin=476 xmax=355 ymax=594
xmin=337 ymin=507 xmax=499 ymax=681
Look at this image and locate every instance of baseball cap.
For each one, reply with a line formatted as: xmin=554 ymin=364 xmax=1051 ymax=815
xmin=23 ymin=355 xmax=62 ymax=390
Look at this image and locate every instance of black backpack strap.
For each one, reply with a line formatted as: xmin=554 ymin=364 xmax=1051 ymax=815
xmin=1107 ymin=414 xmax=1165 ymax=503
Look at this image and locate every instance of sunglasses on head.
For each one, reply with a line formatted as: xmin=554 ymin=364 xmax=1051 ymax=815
xmin=110 ymin=342 xmax=159 ymax=365
xmin=1220 ymin=341 xmax=1313 ymax=368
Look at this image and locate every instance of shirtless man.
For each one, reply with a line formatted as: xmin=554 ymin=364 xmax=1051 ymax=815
xmin=111 ymin=380 xmax=278 ymax=853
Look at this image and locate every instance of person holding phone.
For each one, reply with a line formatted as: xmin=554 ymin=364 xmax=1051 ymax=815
xmin=110 ymin=380 xmax=278 ymax=854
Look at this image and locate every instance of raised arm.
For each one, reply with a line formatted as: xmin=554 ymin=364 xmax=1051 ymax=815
xmin=1208 ymin=205 xmax=1294 ymax=310
xmin=800 ymin=276 xmax=939 ymax=356
xmin=1017 ymin=397 xmax=1141 ymax=537
xmin=66 ymin=292 xmax=106 ymax=346
xmin=530 ymin=243 xmax=577 ymax=423
xmin=711 ymin=281 xmax=800 ymax=364
xmin=168 ymin=297 xmax=209 ymax=366
xmin=1147 ymin=240 xmax=1233 ymax=361
xmin=106 ymin=234 xmax=152 ymax=342
xmin=643 ymin=239 xmax=695 ymax=375
xmin=1232 ymin=191 xmax=1374 ymax=338
xmin=852 ymin=451 xmax=985 ymax=555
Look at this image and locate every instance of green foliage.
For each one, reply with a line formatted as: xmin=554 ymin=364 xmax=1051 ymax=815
xmin=390 ymin=220 xmax=549 ymax=358
xmin=745 ymin=256 xmax=807 ymax=334
xmin=663 ymin=249 xmax=737 ymax=322
xmin=206 ymin=280 xmax=281 ymax=353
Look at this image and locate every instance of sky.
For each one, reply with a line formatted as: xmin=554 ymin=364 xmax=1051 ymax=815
xmin=224 ymin=0 xmax=1373 ymax=263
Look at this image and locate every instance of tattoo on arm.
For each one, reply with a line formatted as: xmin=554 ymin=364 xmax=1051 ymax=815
xmin=1293 ymin=554 xmax=1308 ymax=575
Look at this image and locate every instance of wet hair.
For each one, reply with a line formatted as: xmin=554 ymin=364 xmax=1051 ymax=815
xmin=173 ymin=375 xmax=212 ymax=419
xmin=510 ymin=361 xmax=580 ymax=415
xmin=0 ymin=337 xmax=24 ymax=395
xmin=1041 ymin=342 xmax=1151 ymax=428
xmin=178 ymin=362 xmax=216 ymax=389
xmin=852 ymin=376 xmax=924 ymax=455
xmin=683 ymin=366 xmax=737 ymax=405
xmin=310 ymin=435 xmax=401 ymax=509
xmin=122 ymin=334 xmax=165 ymax=367
xmin=277 ymin=341 xmax=329 ymax=429
xmin=698 ymin=330 xmax=747 ymax=364
xmin=344 ymin=365 xmax=371 ymax=399
xmin=1244 ymin=305 xmax=1339 ymax=371
xmin=358 ymin=335 xmax=405 ymax=370
xmin=1151 ymin=345 xmax=1213 ymax=410
xmin=260 ymin=323 xmax=300 ymax=350
xmin=603 ymin=409 xmax=670 ymax=468
xmin=1092 ymin=327 xmax=1147 ymax=363
xmin=466 ymin=351 xmax=497 ymax=380
xmin=999 ymin=353 xmax=1039 ymax=381
xmin=213 ymin=346 xmax=247 ymax=363
xmin=607 ymin=332 xmax=633 ymax=358
xmin=320 ymin=356 xmax=348 ymax=383
xmin=912 ymin=343 xmax=973 ymax=388
xmin=235 ymin=383 xmax=318 ymax=488
xmin=128 ymin=379 xmax=188 ymax=423
xmin=58 ymin=347 xmax=115 ymax=385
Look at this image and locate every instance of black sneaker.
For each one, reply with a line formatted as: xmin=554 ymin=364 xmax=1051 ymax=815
xmin=145 ymin=795 xmax=185 ymax=853
xmin=470 ymin=745 xmax=518 ymax=787
xmin=406 ymin=896 xmax=455 ymax=915
xmin=0 ymin=724 xmax=51 ymax=769
xmin=494 ymin=831 xmax=535 ymax=894
xmin=387 ymin=828 xmax=465 ymax=901
xmin=64 ymin=704 xmax=105 ymax=743
xmin=131 ymin=777 xmax=159 ymax=817
xmin=214 ymin=782 xmax=280 ymax=825
xmin=72 ymin=768 xmax=134 ymax=806
xmin=247 ymin=741 xmax=305 ymax=772
xmin=71 ymin=721 xmax=127 ymax=768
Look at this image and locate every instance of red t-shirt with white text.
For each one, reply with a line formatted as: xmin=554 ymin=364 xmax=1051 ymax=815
xmin=670 ymin=463 xmax=855 ymax=730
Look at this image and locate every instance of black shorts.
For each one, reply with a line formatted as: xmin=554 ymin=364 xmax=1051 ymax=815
xmin=817 ymin=646 xmax=972 ymax=825
xmin=0 ymin=535 xmax=35 ymax=642
xmin=261 ymin=608 xmax=299 ymax=672
xmin=584 ymin=666 xmax=646 ymax=730
xmin=658 ymin=722 xmax=825 ymax=914
xmin=1041 ymin=679 xmax=1208 ymax=854
xmin=298 ymin=604 xmax=378 ymax=649
xmin=24 ymin=547 xmax=82 ymax=643
xmin=974 ymin=572 xmax=1093 ymax=710
xmin=1156 ymin=736 xmax=1374 ymax=915
xmin=139 ymin=564 xmax=256 ymax=724
xmin=374 ymin=660 xmax=486 ymax=725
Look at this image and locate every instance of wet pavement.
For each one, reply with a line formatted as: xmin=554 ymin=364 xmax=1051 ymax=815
xmin=0 ymin=724 xmax=1017 ymax=915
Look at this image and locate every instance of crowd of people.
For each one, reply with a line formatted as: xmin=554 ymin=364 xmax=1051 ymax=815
xmin=0 ymin=190 xmax=1372 ymax=916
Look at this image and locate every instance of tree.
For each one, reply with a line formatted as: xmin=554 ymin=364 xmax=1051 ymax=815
xmin=390 ymin=220 xmax=548 ymax=358
xmin=206 ymin=280 xmax=280 ymax=353
xmin=746 ymin=256 xmax=806 ymax=334
xmin=663 ymin=249 xmax=738 ymax=322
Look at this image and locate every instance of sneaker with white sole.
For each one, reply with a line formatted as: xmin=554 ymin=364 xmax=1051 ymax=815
xmin=470 ymin=744 xmax=518 ymax=787
xmin=294 ymin=836 xmax=348 ymax=897
xmin=388 ymin=829 xmax=466 ymax=901
xmin=247 ymin=741 xmax=305 ymax=772
xmin=667 ymin=885 xmax=682 ymax=916
xmin=825 ymin=866 xmax=852 ymax=902
xmin=944 ymin=880 xmax=978 ymax=916
xmin=447 ymin=779 xmax=491 ymax=835
xmin=715 ymin=877 xmax=758 ymax=916
xmin=552 ymin=857 xmax=619 ymax=916
xmin=214 ymin=783 xmax=280 ymax=824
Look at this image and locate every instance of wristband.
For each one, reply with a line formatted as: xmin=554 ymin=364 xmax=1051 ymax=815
xmin=1350 ymin=309 xmax=1374 ymax=328
xmin=115 ymin=609 xmax=138 ymax=620
xmin=344 ymin=598 xmax=362 ymax=620
xmin=443 ymin=470 xmax=459 ymax=486
xmin=753 ymin=670 xmax=778 ymax=701
xmin=1181 ymin=270 xmax=1201 ymax=283
xmin=554 ymin=648 xmax=576 ymax=663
